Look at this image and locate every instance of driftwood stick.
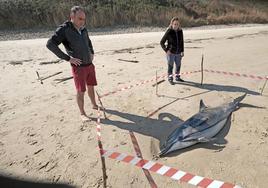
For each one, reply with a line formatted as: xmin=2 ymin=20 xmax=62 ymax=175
xmin=36 ymin=71 xmax=43 ymax=84
xmin=37 ymin=71 xmax=63 ymax=84
xmin=54 ymin=76 xmax=73 ymax=83
xmin=152 ymin=79 xmax=165 ymax=87
xmin=40 ymin=71 xmax=62 ymax=81
xmin=117 ymin=59 xmax=139 ymax=63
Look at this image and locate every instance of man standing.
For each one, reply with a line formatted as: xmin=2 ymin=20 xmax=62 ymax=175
xmin=47 ymin=6 xmax=99 ymax=122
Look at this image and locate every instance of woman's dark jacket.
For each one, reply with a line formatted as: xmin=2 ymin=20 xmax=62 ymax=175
xmin=160 ymin=28 xmax=184 ymax=54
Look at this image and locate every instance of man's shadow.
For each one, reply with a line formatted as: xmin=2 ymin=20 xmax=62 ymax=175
xmin=101 ymin=109 xmax=228 ymax=155
xmin=173 ymin=80 xmax=260 ymax=95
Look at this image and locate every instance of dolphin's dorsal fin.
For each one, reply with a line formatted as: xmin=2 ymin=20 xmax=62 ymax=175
xmin=199 ymin=100 xmax=207 ymax=112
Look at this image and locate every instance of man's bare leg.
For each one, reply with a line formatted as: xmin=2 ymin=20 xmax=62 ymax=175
xmin=87 ymin=85 xmax=98 ymax=109
xmin=77 ymin=91 xmax=91 ymax=122
xmin=76 ymin=91 xmax=86 ymax=115
xmin=77 ymin=91 xmax=86 ymax=115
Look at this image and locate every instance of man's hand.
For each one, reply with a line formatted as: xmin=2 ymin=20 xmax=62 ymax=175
xmin=69 ymin=57 xmax=82 ymax=66
xmin=181 ymin=52 xmax=184 ymax=57
xmin=90 ymin=54 xmax=94 ymax=62
xmin=166 ymin=50 xmax=171 ymax=55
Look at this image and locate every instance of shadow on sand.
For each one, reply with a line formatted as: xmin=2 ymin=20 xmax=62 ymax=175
xmin=99 ymin=93 xmax=264 ymax=157
xmin=0 ymin=174 xmax=75 ymax=188
xmin=172 ymin=80 xmax=260 ymax=96
xmin=101 ymin=109 xmax=231 ymax=157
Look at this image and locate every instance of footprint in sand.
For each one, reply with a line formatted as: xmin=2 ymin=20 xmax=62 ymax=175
xmin=23 ymin=96 xmax=32 ymax=105
xmin=0 ymin=131 xmax=10 ymax=137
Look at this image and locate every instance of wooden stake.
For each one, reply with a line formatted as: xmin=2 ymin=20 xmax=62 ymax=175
xmin=96 ymin=92 xmax=108 ymax=188
xmin=98 ymin=142 xmax=108 ymax=188
xmin=96 ymin=91 xmax=107 ymax=119
xmin=156 ymin=71 xmax=158 ymax=96
xmin=261 ymin=78 xmax=268 ymax=95
xmin=201 ymin=54 xmax=204 ymax=86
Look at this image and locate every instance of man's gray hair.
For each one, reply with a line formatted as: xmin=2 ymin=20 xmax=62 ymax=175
xmin=70 ymin=6 xmax=84 ymax=14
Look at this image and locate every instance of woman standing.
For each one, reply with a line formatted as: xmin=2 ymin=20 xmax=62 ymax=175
xmin=160 ymin=17 xmax=184 ymax=85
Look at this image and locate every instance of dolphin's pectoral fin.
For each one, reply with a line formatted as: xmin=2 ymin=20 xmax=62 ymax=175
xmin=197 ymin=137 xmax=217 ymax=142
xmin=182 ymin=136 xmax=213 ymax=142
xmin=199 ymin=100 xmax=208 ymax=112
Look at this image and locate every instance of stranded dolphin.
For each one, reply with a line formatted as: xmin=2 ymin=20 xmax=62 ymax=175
xmin=159 ymin=93 xmax=246 ymax=157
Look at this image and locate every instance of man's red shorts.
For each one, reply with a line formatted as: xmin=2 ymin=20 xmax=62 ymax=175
xmin=72 ymin=64 xmax=97 ymax=92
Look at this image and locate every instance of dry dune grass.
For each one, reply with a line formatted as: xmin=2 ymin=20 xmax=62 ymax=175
xmin=0 ymin=0 xmax=267 ymax=29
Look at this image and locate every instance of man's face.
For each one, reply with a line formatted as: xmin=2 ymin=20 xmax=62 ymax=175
xmin=71 ymin=10 xmax=86 ymax=29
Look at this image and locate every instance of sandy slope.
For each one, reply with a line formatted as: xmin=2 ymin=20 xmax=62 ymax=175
xmin=0 ymin=24 xmax=268 ymax=188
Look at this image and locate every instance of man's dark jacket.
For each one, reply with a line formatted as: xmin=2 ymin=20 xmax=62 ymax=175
xmin=46 ymin=21 xmax=94 ymax=66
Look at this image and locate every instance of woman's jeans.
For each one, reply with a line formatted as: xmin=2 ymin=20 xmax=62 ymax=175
xmin=166 ymin=53 xmax=181 ymax=80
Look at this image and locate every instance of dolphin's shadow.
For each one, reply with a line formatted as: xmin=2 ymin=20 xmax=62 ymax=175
xmin=239 ymin=103 xmax=266 ymax=109
xmin=101 ymin=109 xmax=230 ymax=156
xmin=100 ymin=91 xmax=212 ymax=145
xmin=0 ymin=174 xmax=75 ymax=188
xmin=174 ymin=80 xmax=260 ymax=95
xmin=102 ymin=110 xmax=183 ymax=145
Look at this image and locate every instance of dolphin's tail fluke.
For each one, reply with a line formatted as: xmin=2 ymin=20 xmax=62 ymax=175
xmin=233 ymin=93 xmax=247 ymax=106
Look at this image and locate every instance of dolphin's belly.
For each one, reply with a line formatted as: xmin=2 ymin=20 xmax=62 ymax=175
xmin=200 ymin=118 xmax=228 ymax=138
xmin=166 ymin=140 xmax=198 ymax=153
xmin=183 ymin=118 xmax=228 ymax=141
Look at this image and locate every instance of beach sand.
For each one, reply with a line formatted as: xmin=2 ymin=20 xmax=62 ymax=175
xmin=0 ymin=24 xmax=268 ymax=188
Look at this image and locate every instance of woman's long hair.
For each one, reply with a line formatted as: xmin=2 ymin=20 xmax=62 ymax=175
xmin=168 ymin=17 xmax=181 ymax=30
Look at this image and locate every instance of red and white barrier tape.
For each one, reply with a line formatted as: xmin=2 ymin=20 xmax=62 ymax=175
xmin=96 ymin=108 xmax=102 ymax=141
xmin=100 ymin=70 xmax=201 ymax=98
xmin=204 ymin=69 xmax=268 ymax=80
xmin=128 ymin=131 xmax=158 ymax=187
xmin=96 ymin=106 xmax=108 ymax=186
xmin=100 ymin=69 xmax=267 ymax=98
xmin=96 ymin=91 xmax=158 ymax=187
xmin=102 ymin=149 xmax=241 ymax=188
xmin=95 ymin=98 xmax=241 ymax=187
xmin=94 ymin=69 xmax=260 ymax=187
